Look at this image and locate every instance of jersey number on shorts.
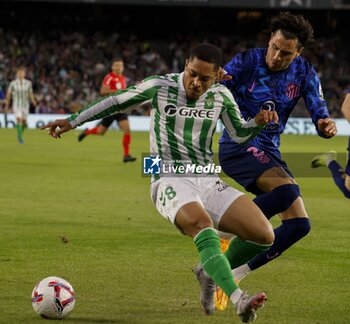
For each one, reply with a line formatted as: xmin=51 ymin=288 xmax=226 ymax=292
xmin=160 ymin=186 xmax=176 ymax=206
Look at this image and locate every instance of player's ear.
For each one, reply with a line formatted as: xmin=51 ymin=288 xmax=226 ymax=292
xmin=184 ymin=59 xmax=189 ymax=70
xmin=214 ymin=70 xmax=220 ymax=83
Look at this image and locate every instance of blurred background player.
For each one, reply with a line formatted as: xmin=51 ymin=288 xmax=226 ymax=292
xmin=311 ymin=91 xmax=350 ymax=198
xmin=78 ymin=58 xmax=136 ymax=163
xmin=4 ymin=66 xmax=37 ymax=143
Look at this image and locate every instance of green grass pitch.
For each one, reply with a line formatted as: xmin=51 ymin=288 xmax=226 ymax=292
xmin=0 ymin=128 xmax=349 ymax=323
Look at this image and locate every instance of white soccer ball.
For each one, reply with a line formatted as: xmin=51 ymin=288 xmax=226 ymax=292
xmin=31 ymin=276 xmax=76 ymax=319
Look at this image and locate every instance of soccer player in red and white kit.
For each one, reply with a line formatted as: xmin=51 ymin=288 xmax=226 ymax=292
xmin=78 ymin=58 xmax=136 ymax=163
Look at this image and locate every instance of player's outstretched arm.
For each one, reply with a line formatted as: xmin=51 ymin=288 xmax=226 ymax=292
xmin=221 ymin=89 xmax=279 ymax=144
xmin=41 ymin=77 xmax=161 ymax=139
xmin=40 ymin=119 xmax=72 ymax=139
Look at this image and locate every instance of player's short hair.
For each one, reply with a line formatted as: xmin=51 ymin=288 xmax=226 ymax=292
xmin=112 ymin=57 xmax=123 ymax=64
xmin=188 ymin=43 xmax=223 ymax=71
xmin=267 ymin=11 xmax=314 ymax=48
xmin=17 ymin=66 xmax=26 ymax=71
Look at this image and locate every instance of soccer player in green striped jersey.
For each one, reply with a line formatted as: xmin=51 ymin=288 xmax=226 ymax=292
xmin=5 ymin=66 xmax=37 ymax=143
xmin=42 ymin=43 xmax=278 ymax=322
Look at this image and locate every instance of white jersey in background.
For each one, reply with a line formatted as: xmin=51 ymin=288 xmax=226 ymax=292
xmin=8 ymin=78 xmax=34 ymax=110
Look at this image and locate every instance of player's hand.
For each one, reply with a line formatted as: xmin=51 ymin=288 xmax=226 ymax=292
xmin=40 ymin=119 xmax=72 ymax=138
xmin=317 ymin=118 xmax=337 ymax=137
xmin=216 ymin=68 xmax=232 ymax=82
xmin=254 ymin=110 xmax=279 ymax=126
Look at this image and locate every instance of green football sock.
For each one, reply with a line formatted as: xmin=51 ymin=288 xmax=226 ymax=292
xmin=16 ymin=124 xmax=24 ymax=139
xmin=194 ymin=228 xmax=238 ymax=297
xmin=225 ymin=236 xmax=271 ymax=269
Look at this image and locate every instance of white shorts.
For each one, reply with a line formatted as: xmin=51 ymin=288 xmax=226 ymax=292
xmin=13 ymin=107 xmax=29 ymax=120
xmin=150 ymin=176 xmax=244 ymax=228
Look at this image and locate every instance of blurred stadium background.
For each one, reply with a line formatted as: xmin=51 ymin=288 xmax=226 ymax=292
xmin=0 ymin=0 xmax=349 ymax=120
xmin=1 ymin=1 xmax=350 ymax=323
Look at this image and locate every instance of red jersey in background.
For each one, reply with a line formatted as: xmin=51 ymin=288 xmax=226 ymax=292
xmin=102 ymin=72 xmax=126 ymax=91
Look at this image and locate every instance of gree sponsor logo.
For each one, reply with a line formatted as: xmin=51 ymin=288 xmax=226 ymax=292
xmin=164 ymin=104 xmax=215 ymax=119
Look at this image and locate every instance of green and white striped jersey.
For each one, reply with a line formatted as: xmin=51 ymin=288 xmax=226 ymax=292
xmin=8 ymin=78 xmax=33 ymax=110
xmin=68 ymin=72 xmax=263 ymax=167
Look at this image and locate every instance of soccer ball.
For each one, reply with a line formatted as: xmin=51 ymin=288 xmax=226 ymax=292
xmin=31 ymin=276 xmax=76 ymax=319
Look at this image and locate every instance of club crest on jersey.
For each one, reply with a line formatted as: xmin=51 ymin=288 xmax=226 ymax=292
xmin=286 ymin=83 xmax=300 ymax=99
xmin=163 ymin=104 xmax=215 ymax=119
xmin=204 ymin=93 xmax=215 ymax=109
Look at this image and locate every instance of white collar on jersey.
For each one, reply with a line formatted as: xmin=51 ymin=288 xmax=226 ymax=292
xmin=179 ymin=72 xmax=186 ymax=93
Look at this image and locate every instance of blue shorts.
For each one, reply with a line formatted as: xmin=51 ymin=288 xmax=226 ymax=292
xmin=218 ymin=142 xmax=293 ymax=195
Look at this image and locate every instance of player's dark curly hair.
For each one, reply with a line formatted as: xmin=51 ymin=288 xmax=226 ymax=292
xmin=267 ymin=12 xmax=314 ymax=48
xmin=189 ymin=43 xmax=223 ymax=70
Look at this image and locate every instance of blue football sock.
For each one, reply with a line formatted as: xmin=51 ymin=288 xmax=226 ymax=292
xmin=328 ymin=161 xmax=350 ymax=198
xmin=253 ymin=184 xmax=300 ymax=219
xmin=248 ymin=218 xmax=311 ymax=270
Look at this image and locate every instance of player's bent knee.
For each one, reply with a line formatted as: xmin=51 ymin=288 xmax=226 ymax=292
xmin=274 ymin=183 xmax=300 ymax=211
xmin=183 ymin=221 xmax=214 ymax=238
xmin=289 ymin=218 xmax=311 ymax=239
xmin=247 ymin=212 xmax=274 ymax=245
xmin=266 ymin=224 xmax=275 ymax=245
xmin=305 ymin=220 xmax=311 ymax=236
xmin=257 ymin=223 xmax=275 ymax=245
xmin=176 ymin=217 xmax=214 ymax=238
xmin=300 ymin=219 xmax=311 ymax=237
